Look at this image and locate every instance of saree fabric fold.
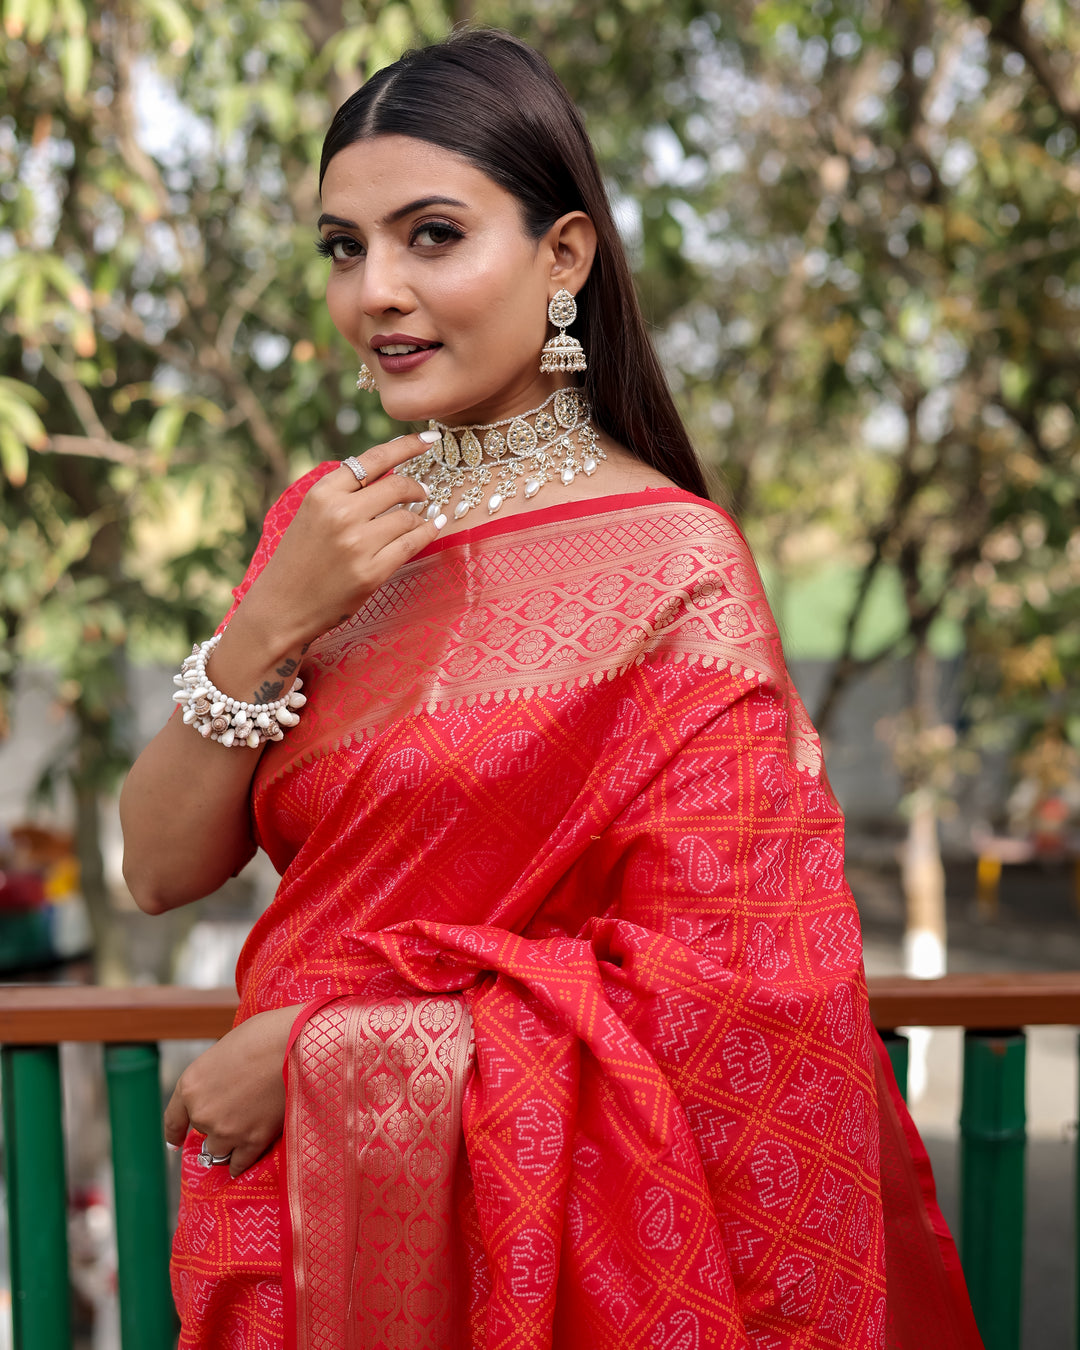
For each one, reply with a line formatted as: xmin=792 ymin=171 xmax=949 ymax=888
xmin=171 ymin=481 xmax=983 ymax=1350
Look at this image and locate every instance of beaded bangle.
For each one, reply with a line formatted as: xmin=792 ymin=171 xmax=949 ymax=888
xmin=171 ymin=632 xmax=306 ymax=749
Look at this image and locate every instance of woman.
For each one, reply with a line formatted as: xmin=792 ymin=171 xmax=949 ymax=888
xmin=121 ymin=30 xmax=982 ymax=1350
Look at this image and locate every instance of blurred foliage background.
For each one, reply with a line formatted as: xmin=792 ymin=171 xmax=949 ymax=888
xmin=2 ymin=0 xmax=1079 ymax=976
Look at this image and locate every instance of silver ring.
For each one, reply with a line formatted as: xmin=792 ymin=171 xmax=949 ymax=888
xmin=197 ymin=1140 xmax=233 ymax=1168
xmin=342 ymin=455 xmax=367 ymax=487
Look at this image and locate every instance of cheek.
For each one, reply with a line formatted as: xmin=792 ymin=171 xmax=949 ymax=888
xmin=325 ymin=275 xmax=359 ymax=344
xmin=435 ymin=252 xmax=547 ymax=349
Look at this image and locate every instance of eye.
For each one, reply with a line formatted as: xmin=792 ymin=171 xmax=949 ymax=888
xmin=411 ymin=220 xmax=464 ymax=248
xmin=315 ymin=234 xmax=363 ymax=262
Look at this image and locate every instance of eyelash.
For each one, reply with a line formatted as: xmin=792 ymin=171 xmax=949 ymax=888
xmin=314 ymin=220 xmax=465 ymax=262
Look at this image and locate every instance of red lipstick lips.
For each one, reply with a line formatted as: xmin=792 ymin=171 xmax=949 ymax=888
xmin=370 ymin=333 xmax=442 ymax=375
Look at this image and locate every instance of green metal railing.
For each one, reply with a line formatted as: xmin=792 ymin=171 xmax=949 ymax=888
xmin=960 ymin=1030 xmax=1027 ymax=1350
xmin=0 ymin=1043 xmax=176 ymax=1350
xmin=882 ymin=1025 xmax=1030 ymax=1350
xmin=0 ymin=987 xmax=236 ymax=1350
xmin=1 ymin=1046 xmax=69 ymax=1348
xmin=0 ymin=976 xmax=1077 ymax=1349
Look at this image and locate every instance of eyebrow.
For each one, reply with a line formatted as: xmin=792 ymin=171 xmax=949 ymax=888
xmin=317 ymin=197 xmax=469 ymax=231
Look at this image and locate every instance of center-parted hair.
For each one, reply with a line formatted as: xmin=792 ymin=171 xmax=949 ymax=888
xmin=320 ymin=29 xmax=709 ymax=500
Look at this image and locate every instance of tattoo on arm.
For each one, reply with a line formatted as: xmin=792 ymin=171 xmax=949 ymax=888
xmin=275 ymin=657 xmax=299 ymax=679
xmin=254 ymin=679 xmax=285 ymax=703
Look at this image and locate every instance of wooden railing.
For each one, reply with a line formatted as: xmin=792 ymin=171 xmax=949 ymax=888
xmin=0 ymin=987 xmax=237 ymax=1350
xmin=1 ymin=974 xmax=1077 ymax=1350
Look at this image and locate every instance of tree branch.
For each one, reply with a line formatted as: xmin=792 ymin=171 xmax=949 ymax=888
xmin=216 ymin=262 xmax=279 ymax=363
xmin=38 ymin=344 xmax=110 ymax=442
xmin=43 ymin=434 xmax=139 ymax=465
xmin=968 ymin=0 xmax=1080 ymax=132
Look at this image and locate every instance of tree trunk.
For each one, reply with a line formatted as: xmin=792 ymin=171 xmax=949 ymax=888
xmin=901 ymin=784 xmax=947 ymax=980
xmin=74 ymin=711 xmax=130 ymax=987
xmin=900 ymin=645 xmax=946 ymax=1102
xmin=901 ymin=642 xmax=947 ymax=980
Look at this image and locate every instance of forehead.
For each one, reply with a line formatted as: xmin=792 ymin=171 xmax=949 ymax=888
xmin=320 ymin=134 xmax=510 ymax=216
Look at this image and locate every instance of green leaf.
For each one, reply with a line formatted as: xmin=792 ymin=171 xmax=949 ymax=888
xmin=0 ymin=377 xmax=48 ymax=443
xmin=40 ymin=254 xmax=91 ymax=308
xmin=146 ymin=402 xmax=187 ymax=457
xmin=0 ymin=257 xmax=22 ymax=310
xmin=188 ymin=397 xmax=226 ymax=427
xmin=256 ymin=82 xmax=294 ymax=141
xmin=139 ymin=0 xmax=193 ymax=52
xmin=0 ymin=379 xmax=46 ymax=486
xmin=0 ymin=425 xmax=29 ymax=487
xmin=14 ymin=265 xmax=45 ymax=336
xmin=324 ymin=24 xmax=371 ymax=79
xmin=23 ymin=0 xmax=52 ymax=44
xmin=378 ymin=4 xmax=413 ymax=55
xmin=2 ymin=0 xmax=34 ymax=40
xmin=0 ymin=374 xmax=46 ymax=410
xmin=1001 ymin=361 xmax=1032 ymax=408
xmin=59 ymin=31 xmax=91 ymax=101
xmin=216 ymin=85 xmax=250 ymax=144
xmin=54 ymin=0 xmax=84 ymax=34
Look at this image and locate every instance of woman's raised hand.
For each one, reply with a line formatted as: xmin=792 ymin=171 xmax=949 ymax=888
xmin=241 ymin=431 xmax=442 ymax=656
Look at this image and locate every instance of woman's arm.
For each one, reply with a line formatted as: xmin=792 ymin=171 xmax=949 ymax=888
xmin=119 ymin=605 xmax=310 ymax=912
xmin=121 ymin=434 xmax=442 ymax=913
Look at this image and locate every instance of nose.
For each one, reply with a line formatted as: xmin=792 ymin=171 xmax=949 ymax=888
xmin=357 ymin=240 xmax=414 ymax=318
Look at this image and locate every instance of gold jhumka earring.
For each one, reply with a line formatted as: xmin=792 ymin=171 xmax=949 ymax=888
xmin=539 ymin=289 xmax=587 ymax=374
xmin=356 ymin=363 xmax=377 ymax=392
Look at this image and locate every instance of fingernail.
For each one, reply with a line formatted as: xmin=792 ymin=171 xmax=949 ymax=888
xmin=434 ymin=513 xmax=447 ymax=529
xmin=166 ymin=1142 xmax=181 ymax=1152
xmin=419 ymin=480 xmax=430 ymax=498
xmin=418 ymin=429 xmax=440 ymax=444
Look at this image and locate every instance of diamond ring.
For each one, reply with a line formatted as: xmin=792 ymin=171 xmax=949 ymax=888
xmin=341 ymin=456 xmax=367 ymax=487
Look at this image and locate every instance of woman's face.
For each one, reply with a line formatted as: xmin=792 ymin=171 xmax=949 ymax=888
xmin=319 ymin=135 xmax=571 ymax=426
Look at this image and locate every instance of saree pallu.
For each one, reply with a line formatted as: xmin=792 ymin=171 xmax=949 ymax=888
xmin=172 ymin=481 xmax=982 ymax=1350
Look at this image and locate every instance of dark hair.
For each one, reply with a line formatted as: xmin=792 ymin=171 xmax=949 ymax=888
xmin=320 ymin=29 xmax=710 ymax=500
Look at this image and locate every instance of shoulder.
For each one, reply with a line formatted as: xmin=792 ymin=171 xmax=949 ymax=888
xmin=613 ymin=493 xmax=824 ymax=776
xmin=618 ymin=490 xmax=781 ymax=678
xmin=595 ymin=486 xmax=755 ymax=576
xmin=510 ymin=485 xmax=774 ymax=672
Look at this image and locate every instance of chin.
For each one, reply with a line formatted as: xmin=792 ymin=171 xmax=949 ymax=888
xmin=376 ymin=388 xmax=440 ymax=425
xmin=376 ymin=374 xmax=468 ymax=424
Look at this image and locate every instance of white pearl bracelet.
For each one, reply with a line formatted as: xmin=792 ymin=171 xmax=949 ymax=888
xmin=171 ymin=633 xmax=306 ymax=749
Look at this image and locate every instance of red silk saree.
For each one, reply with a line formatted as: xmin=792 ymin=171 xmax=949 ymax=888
xmin=171 ymin=479 xmax=983 ymax=1350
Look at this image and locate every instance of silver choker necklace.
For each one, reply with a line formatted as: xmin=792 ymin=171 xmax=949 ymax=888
xmin=398 ymin=388 xmax=605 ymax=523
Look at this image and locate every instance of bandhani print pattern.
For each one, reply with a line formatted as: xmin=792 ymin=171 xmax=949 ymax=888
xmin=170 ymin=484 xmax=983 ymax=1350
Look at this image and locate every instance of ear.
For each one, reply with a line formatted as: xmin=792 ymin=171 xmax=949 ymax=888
xmin=542 ymin=211 xmax=597 ymax=297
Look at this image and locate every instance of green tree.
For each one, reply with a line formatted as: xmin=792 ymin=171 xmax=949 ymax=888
xmin=660 ymin=0 xmax=1080 ymax=968
xmin=4 ymin=0 xmax=1079 ymax=982
xmin=0 ymin=0 xmax=714 ymax=978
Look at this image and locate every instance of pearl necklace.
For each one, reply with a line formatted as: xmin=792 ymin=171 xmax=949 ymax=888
xmin=397 ymin=388 xmax=605 ymax=523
